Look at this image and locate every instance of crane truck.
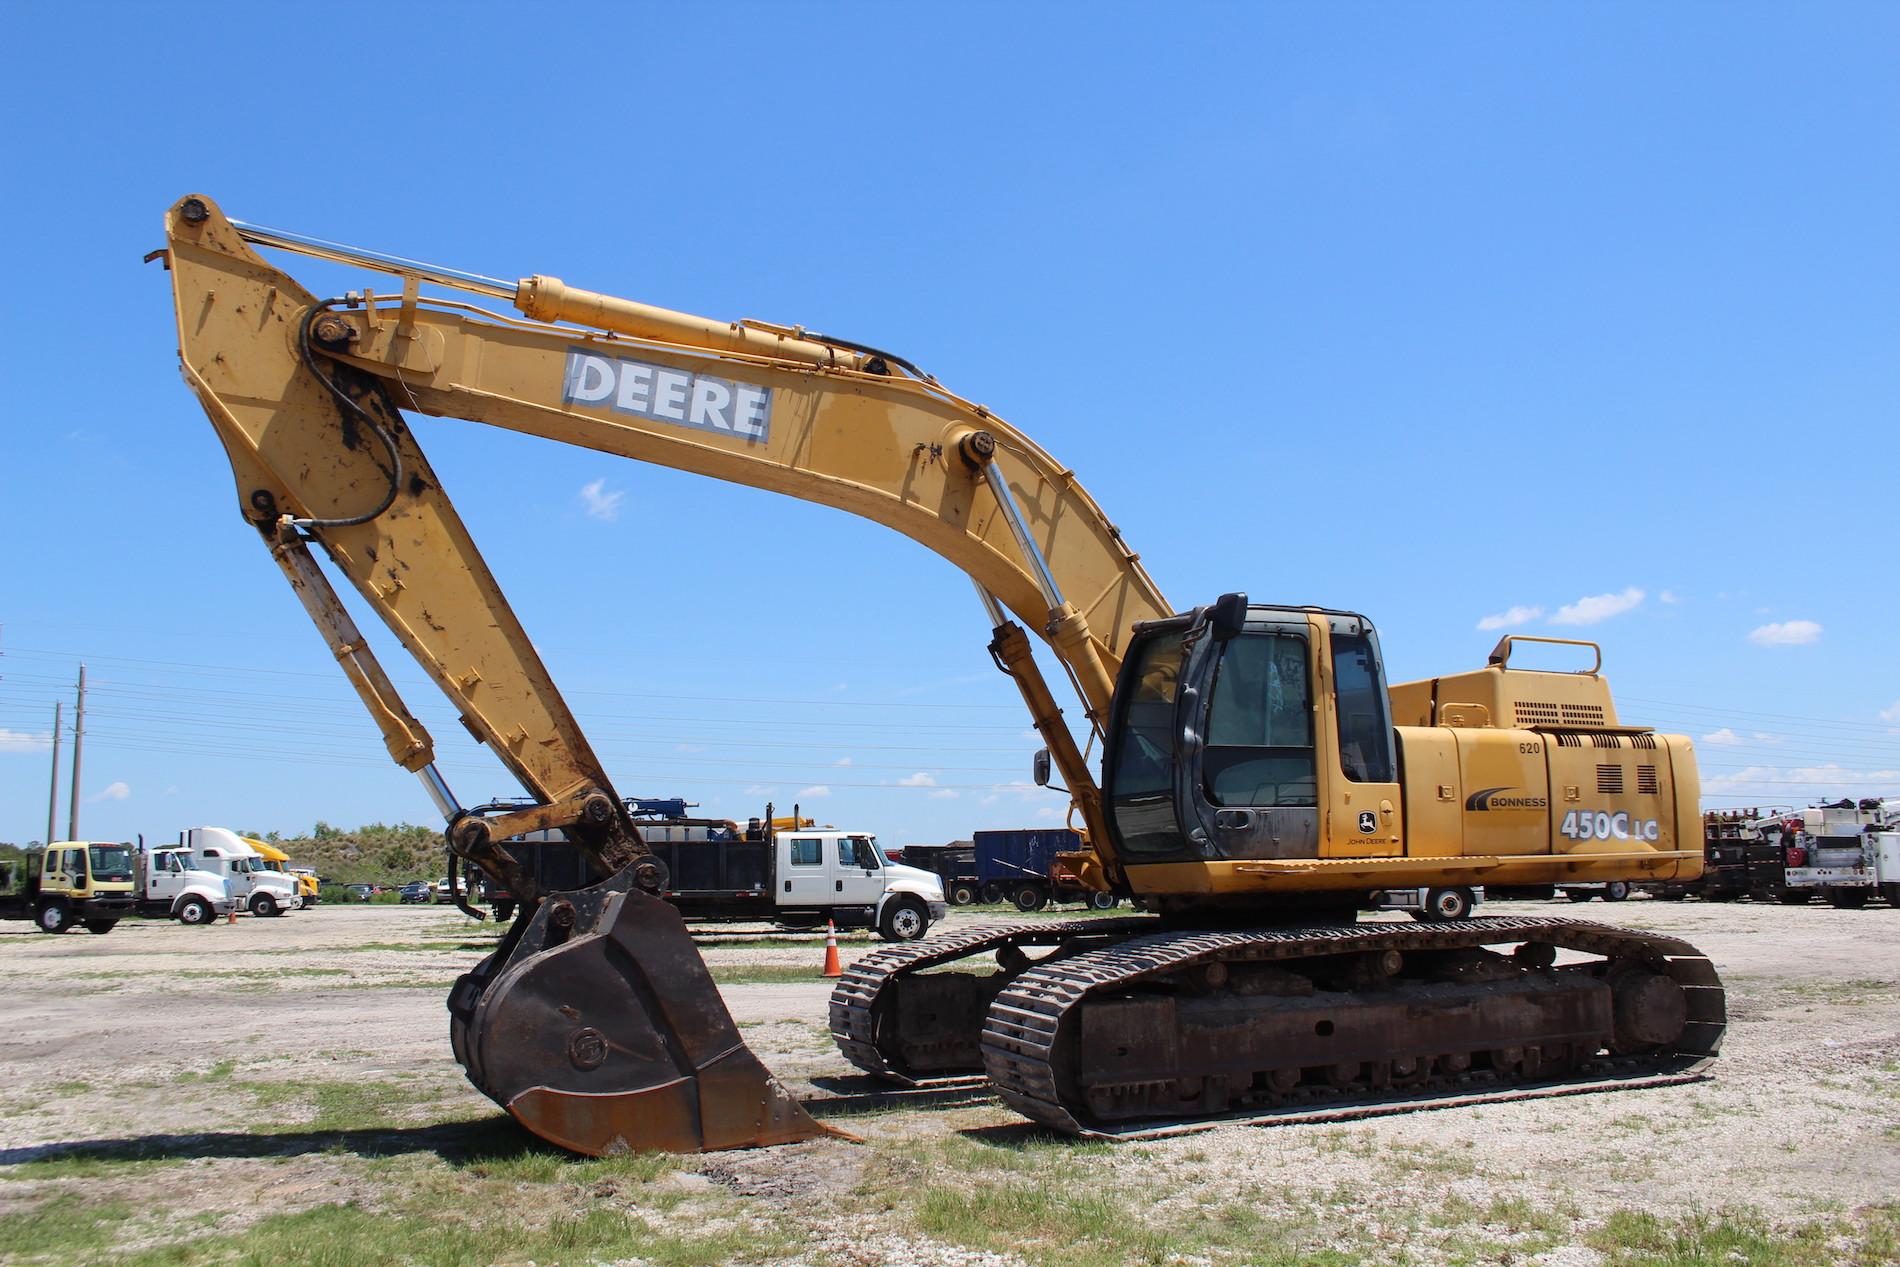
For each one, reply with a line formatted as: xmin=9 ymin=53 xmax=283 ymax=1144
xmin=156 ymin=194 xmax=1725 ymax=1157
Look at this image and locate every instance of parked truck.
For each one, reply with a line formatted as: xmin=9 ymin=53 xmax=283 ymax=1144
xmin=179 ymin=827 xmax=303 ymax=917
xmin=1644 ymin=808 xmax=1798 ymax=903
xmin=249 ymin=838 xmax=321 ymax=907
xmin=505 ymin=801 xmax=946 ymax=940
xmin=134 ymin=839 xmax=235 ymax=924
xmin=897 ymin=841 xmax=978 ymax=905
xmin=1782 ymin=798 xmax=1900 ymax=909
xmin=973 ymin=828 xmax=1120 ymax=912
xmin=0 ymin=842 xmax=138 ymax=933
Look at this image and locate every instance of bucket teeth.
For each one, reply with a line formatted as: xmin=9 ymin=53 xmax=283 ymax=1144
xmin=450 ymin=868 xmax=829 ymax=1155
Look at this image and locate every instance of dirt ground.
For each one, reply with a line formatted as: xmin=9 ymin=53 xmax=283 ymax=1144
xmin=1 ymin=898 xmax=1895 ymax=1266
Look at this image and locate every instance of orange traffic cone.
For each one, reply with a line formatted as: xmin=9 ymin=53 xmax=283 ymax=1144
xmin=226 ymin=907 xmax=237 ymax=925
xmin=820 ymin=920 xmax=842 ymax=978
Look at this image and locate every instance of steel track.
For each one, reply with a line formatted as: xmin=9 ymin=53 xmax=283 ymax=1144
xmin=829 ymin=915 xmax=1724 ymax=1135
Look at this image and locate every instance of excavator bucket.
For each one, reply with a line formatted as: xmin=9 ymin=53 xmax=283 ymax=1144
xmin=449 ymin=867 xmax=832 ymax=1155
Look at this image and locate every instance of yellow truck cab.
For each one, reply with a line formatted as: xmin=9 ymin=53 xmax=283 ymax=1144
xmin=247 ymin=838 xmax=321 ymax=906
xmin=0 ymin=841 xmax=139 ymax=934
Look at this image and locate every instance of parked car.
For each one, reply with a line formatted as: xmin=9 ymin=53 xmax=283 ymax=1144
xmin=346 ymin=883 xmax=374 ymax=902
xmin=398 ymin=881 xmax=432 ymax=904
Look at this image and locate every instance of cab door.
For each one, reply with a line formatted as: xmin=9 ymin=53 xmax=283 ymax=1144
xmin=1191 ymin=621 xmax=1322 ymax=859
xmin=1317 ymin=615 xmax=1404 ymax=858
xmin=833 ymin=836 xmax=884 ymax=906
xmin=148 ymin=852 xmax=183 ymax=904
xmin=779 ymin=835 xmax=829 ymax=908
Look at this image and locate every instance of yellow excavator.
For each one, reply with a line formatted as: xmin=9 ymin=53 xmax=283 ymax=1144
xmin=156 ymin=194 xmax=1724 ymax=1156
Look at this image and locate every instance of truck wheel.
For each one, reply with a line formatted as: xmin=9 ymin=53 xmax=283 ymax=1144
xmin=1088 ymin=892 xmax=1120 ymax=910
xmin=1564 ymin=889 xmax=1595 ymax=903
xmin=176 ymin=896 xmax=215 ymax=926
xmin=1420 ymin=887 xmax=1474 ymax=921
xmin=1011 ymin=884 xmax=1047 ymax=913
xmin=84 ymin=920 xmax=118 ymax=935
xmin=1777 ymin=890 xmax=1811 ymax=904
xmin=1883 ymin=884 xmax=1900 ymax=907
xmin=949 ymin=882 xmax=978 ymax=907
xmin=250 ymin=892 xmax=279 ymax=918
xmin=1826 ymin=888 xmax=1870 ymax=910
xmin=35 ymin=902 xmax=70 ymax=934
xmin=878 ymin=895 xmax=930 ymax=942
xmin=495 ymin=901 xmax=517 ymax=922
xmin=980 ymin=883 xmax=1004 ymax=905
xmin=1602 ymin=881 xmax=1631 ymax=902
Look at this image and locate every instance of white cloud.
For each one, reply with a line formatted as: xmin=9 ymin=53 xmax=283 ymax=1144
xmin=795 ymin=785 xmax=831 ymax=799
xmin=1703 ymin=763 xmax=1900 ymax=800
xmin=1551 ymin=587 xmax=1645 ymax=626
xmin=1476 ymin=605 xmax=1543 ymax=632
xmin=1659 ymin=590 xmax=1681 ymax=605
xmin=0 ymin=728 xmax=51 ymax=754
xmin=93 ymin=781 xmax=131 ymax=802
xmin=1880 ymin=700 xmax=1900 ymax=725
xmin=1033 ymin=806 xmax=1063 ymax=821
xmin=896 ymin=772 xmax=937 ymax=788
xmin=928 ymin=789 xmax=959 ymax=800
xmin=578 ymin=478 xmax=625 ymax=522
xmin=1748 ymin=620 xmax=1821 ymax=647
xmin=743 ymin=784 xmax=774 ymax=797
xmin=833 ymin=756 xmax=853 ymax=767
xmin=1701 ymin=728 xmax=1781 ymax=748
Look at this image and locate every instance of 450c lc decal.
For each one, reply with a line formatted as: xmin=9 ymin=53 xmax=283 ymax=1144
xmin=1560 ymin=810 xmax=1661 ymax=843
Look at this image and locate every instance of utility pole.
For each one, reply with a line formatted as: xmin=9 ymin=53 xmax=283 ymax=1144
xmin=46 ymin=701 xmax=63 ymax=845
xmin=67 ymin=665 xmax=86 ymax=841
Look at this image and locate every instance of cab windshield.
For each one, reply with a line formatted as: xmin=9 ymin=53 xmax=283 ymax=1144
xmin=88 ymin=845 xmax=133 ymax=882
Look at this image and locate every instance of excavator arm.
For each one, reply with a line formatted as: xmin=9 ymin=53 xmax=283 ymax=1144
xmin=160 ymin=193 xmax=1169 ymax=1154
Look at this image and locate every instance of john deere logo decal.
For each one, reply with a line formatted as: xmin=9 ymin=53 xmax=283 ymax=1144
xmin=1465 ymin=787 xmax=1549 ymax=811
xmin=1356 ymin=811 xmax=1377 ymax=833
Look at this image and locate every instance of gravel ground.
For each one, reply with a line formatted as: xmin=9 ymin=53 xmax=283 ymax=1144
xmin=0 ymin=898 xmax=1895 ymax=1266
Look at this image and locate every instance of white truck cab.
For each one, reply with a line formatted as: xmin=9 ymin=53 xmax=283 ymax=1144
xmin=180 ymin=827 xmax=302 ymax=917
xmin=139 ymin=845 xmax=235 ymax=924
xmin=772 ymin=829 xmax=947 ymax=940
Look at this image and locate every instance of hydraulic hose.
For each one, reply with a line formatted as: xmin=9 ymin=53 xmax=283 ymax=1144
xmin=293 ymin=298 xmax=403 ymax=528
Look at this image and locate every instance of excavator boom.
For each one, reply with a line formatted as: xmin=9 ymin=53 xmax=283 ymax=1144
xmin=160 ymin=194 xmax=1167 ymax=1153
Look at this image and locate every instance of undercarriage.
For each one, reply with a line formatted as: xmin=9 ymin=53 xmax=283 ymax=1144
xmin=831 ymin=915 xmax=1724 ymax=1136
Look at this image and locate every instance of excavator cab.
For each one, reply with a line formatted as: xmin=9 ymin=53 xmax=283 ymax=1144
xmin=1104 ymin=596 xmax=1404 ymax=876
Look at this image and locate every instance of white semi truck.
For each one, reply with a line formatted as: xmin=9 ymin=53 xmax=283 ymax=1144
xmin=179 ymin=827 xmax=303 ymax=917
xmin=134 ymin=840 xmax=235 ymax=924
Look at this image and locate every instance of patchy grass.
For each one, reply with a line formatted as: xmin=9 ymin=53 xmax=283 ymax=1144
xmin=1589 ymin=1206 xmax=1900 ymax=1267
xmin=0 ymin=1193 xmax=132 ymax=1259
xmin=239 ymin=1076 xmax=476 ymax=1133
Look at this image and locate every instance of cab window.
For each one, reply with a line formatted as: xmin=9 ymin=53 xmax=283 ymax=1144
xmin=1331 ymin=631 xmax=1395 ymax=783
xmin=842 ymin=837 xmax=881 ymax=870
xmin=1203 ymin=633 xmax=1317 ymax=807
xmin=63 ymin=848 xmax=86 ymax=876
xmin=788 ymin=838 xmax=823 ymax=867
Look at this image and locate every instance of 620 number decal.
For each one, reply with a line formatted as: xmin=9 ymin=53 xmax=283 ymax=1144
xmin=1560 ymin=810 xmax=1661 ymax=842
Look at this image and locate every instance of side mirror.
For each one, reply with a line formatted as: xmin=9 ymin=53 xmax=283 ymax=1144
xmin=1032 ymin=748 xmax=1052 ymax=787
xmin=1210 ymin=592 xmax=1248 ymax=641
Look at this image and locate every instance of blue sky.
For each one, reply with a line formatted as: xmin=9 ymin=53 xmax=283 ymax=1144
xmin=2 ymin=5 xmax=1896 ymax=850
